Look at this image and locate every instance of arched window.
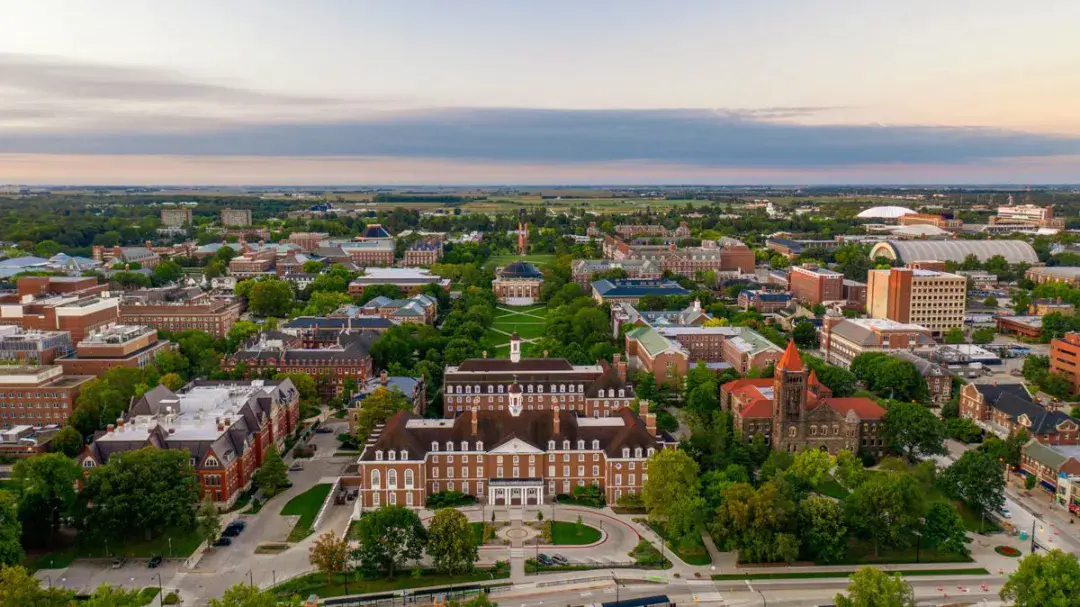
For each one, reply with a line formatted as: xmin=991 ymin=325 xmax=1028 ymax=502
xmin=647 ymin=448 xmax=655 ymax=457
xmin=371 ymin=469 xmax=381 ymax=488
xmin=619 ymin=389 xmax=625 ymax=397
xmin=577 ymin=439 xmax=585 ymax=450
xmin=498 ymin=385 xmax=504 ymax=393
xmin=810 ymin=425 xmax=818 ymax=436
xmin=404 ymin=469 xmax=414 ymax=489
xmin=82 ymin=459 xmax=95 ymax=469
xmin=446 ymin=441 xmax=454 ymax=451
xmin=204 ymin=456 xmax=219 ymax=467
xmin=599 ymin=389 xmax=605 ymax=398
xmin=548 ymin=440 xmax=556 ymax=450
xmin=387 ymin=469 xmax=397 ymax=489
xmin=465 ymin=385 xmax=472 ymax=394
xmin=634 ymin=447 xmax=642 ymax=458
xmin=560 ymin=384 xmax=566 ymax=393
xmin=788 ymin=426 xmax=797 ymax=437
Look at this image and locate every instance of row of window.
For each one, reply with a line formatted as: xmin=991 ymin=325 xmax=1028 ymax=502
xmin=0 ymin=402 xmax=67 ymax=409
xmin=450 ymin=383 xmax=589 ymax=395
xmin=0 ymin=392 xmax=67 ymax=399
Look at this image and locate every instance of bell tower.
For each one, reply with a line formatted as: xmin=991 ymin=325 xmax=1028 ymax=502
xmin=772 ymin=340 xmax=808 ymax=450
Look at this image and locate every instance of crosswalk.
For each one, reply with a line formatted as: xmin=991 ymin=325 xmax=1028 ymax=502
xmin=510 ymin=548 xmax=525 ymax=558
xmin=687 ymin=580 xmax=725 ymax=604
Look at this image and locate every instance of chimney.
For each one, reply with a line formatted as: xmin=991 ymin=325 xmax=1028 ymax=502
xmin=692 ymin=298 xmax=701 ymax=313
xmin=614 ymin=353 xmax=627 ymax=382
xmin=552 ymin=406 xmax=560 ymax=436
xmin=380 ymin=370 xmax=389 ymax=385
xmin=116 ymin=418 xmax=124 ymax=428
xmin=471 ymin=407 xmax=478 ymax=435
xmin=645 ymin=413 xmax=657 ymax=437
xmin=107 ymin=424 xmax=115 ymax=434
xmin=482 ymin=350 xmax=488 ymax=359
xmin=639 ymin=399 xmax=649 ymax=416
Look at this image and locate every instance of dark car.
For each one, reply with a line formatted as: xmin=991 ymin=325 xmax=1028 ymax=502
xmin=213 ymin=537 xmax=232 ymax=547
xmin=148 ymin=556 xmax=163 ymax=568
xmin=537 ymin=554 xmax=554 ymax=566
xmin=223 ymin=520 xmax=246 ymax=537
xmin=552 ymin=554 xmax=569 ymax=565
xmin=315 ymin=426 xmax=333 ymax=434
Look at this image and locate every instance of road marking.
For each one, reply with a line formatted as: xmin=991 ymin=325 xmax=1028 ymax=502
xmin=688 ymin=580 xmax=714 ymax=586
xmin=693 ymin=593 xmax=725 ymax=603
xmin=580 ymin=592 xmax=592 ymax=597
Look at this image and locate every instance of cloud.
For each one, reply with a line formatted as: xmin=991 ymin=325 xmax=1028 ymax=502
xmin=2 ymin=107 xmax=1079 ymax=170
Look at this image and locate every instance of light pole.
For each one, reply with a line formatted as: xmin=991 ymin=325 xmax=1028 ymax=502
xmin=153 ymin=573 xmax=163 ymax=607
xmin=612 ymin=571 xmax=619 ymax=604
xmin=247 ymin=569 xmax=254 ymax=588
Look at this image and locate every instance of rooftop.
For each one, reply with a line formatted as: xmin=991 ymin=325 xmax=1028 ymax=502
xmin=592 ymin=279 xmax=690 ymax=298
xmin=79 ymin=324 xmax=155 ymax=345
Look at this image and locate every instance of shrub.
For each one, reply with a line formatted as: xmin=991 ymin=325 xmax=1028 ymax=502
xmin=629 ymin=539 xmax=667 ymax=567
xmin=570 ymin=483 xmax=605 ymax=508
xmin=425 ymin=490 xmax=477 ymax=509
xmin=616 ymin=492 xmax=645 ymax=509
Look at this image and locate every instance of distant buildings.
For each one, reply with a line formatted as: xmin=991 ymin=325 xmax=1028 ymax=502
xmin=602 ymin=236 xmax=754 ymax=278
xmin=866 ymin=267 xmax=967 ymax=337
xmin=1026 ymin=266 xmax=1080 ymax=288
xmin=890 ymin=350 xmax=954 ymax=405
xmin=225 ymin=331 xmax=377 ymax=398
xmin=319 ymin=240 xmax=395 ymax=267
xmin=571 ymin=259 xmax=663 ymax=289
xmin=1031 ymin=298 xmax=1075 ymax=317
xmin=493 ymin=261 xmax=544 ymax=305
xmin=790 ymin=264 xmax=844 ymax=306
xmin=991 ymin=203 xmax=1064 ymax=229
xmin=91 ymin=245 xmax=161 ymax=269
xmin=868 ymin=239 xmax=1039 ymax=265
xmin=960 ymin=382 xmax=1079 ymax=444
xmin=344 ymin=293 xmax=438 ymax=325
xmin=56 ymin=324 xmax=174 ymax=377
xmin=403 ymin=238 xmax=444 ymax=266
xmin=0 ymin=365 xmax=94 ymax=429
xmin=737 ymin=290 xmax=793 ymax=314
xmin=221 ymin=208 xmax=252 ymax=227
xmin=118 ymin=286 xmax=242 ymax=338
xmin=609 ymin=300 xmax=710 ymax=336
xmin=997 ymin=316 xmax=1043 ymax=339
xmin=286 ymin=232 xmax=329 ymax=252
xmin=820 ymin=316 xmax=934 ymax=369
xmin=160 ymin=208 xmax=192 ymax=227
xmin=0 ymin=277 xmax=119 ymax=342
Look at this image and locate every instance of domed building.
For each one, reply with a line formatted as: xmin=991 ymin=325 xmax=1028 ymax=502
xmin=856 ymin=206 xmax=917 ymax=220
xmin=493 ymin=260 xmax=544 ymax=305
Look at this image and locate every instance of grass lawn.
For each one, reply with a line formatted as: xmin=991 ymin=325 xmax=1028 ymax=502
xmin=483 ymin=254 xmax=558 ymax=272
xmin=923 ymin=485 xmax=998 ymax=533
xmin=470 ymin=522 xmax=487 ymax=545
xmin=549 ymin=521 xmax=601 ymax=545
xmin=645 ymin=521 xmax=711 ymax=566
xmin=712 ymin=568 xmax=989 ymax=581
xmin=28 ymin=526 xmax=204 ymax=568
xmin=816 ymin=477 xmax=850 ymax=500
xmin=831 ymin=538 xmax=974 ymax=566
xmin=272 ymin=569 xmax=509 ymax=600
xmin=282 ymin=483 xmax=333 ymax=542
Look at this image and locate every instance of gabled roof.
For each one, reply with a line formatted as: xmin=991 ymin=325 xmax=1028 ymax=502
xmin=823 ymin=397 xmax=886 ymax=420
xmin=626 ymin=326 xmax=682 ymax=358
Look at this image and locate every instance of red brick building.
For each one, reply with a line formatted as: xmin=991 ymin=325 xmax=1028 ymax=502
xmin=625 ymin=328 xmax=688 ymax=385
xmin=80 ymin=379 xmax=301 ymax=507
xmin=119 ymin=290 xmax=242 ymax=338
xmin=1050 ymin=332 xmax=1080 ymax=394
xmin=228 ymin=249 xmax=277 ymax=277
xmin=0 ymin=286 xmax=120 ymax=343
xmin=959 ymin=383 xmax=1080 ymax=444
xmin=56 ymin=324 xmax=174 ymax=377
xmin=403 ymin=239 xmax=444 ymax=266
xmin=224 ymin=331 xmax=377 ymax=398
xmin=790 ymin=264 xmax=844 ymax=306
xmin=287 ymin=232 xmax=329 ymax=252
xmin=0 ymin=365 xmax=94 ymax=429
xmin=0 ymin=327 xmax=73 ymax=365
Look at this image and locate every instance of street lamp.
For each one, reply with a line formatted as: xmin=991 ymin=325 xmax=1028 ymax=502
xmin=153 ymin=573 xmax=163 ymax=607
xmin=247 ymin=570 xmax=254 ymax=588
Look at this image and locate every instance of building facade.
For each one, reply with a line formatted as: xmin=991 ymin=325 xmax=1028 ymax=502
xmin=959 ymin=383 xmax=1080 ymax=444
xmin=160 ymin=208 xmax=193 ymax=227
xmin=0 ymin=365 xmax=94 ymax=429
xmin=56 ymin=324 xmax=174 ymax=377
xmin=790 ymin=264 xmax=844 ymax=306
xmin=820 ymin=316 xmax=935 ymax=369
xmin=1049 ymin=332 xmax=1080 ymax=394
xmin=493 ymin=262 xmax=544 ymax=306
xmin=866 ymin=267 xmax=967 ymax=336
xmin=119 ymin=295 xmax=242 ymax=338
xmin=225 ymin=331 xmax=377 ymax=398
xmin=221 ymin=208 xmax=253 ymax=227
xmin=403 ymin=239 xmax=444 ymax=266
xmin=347 ymin=268 xmax=451 ymax=296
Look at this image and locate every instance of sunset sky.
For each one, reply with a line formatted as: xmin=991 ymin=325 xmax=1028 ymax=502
xmin=2 ymin=0 xmax=1079 ymax=185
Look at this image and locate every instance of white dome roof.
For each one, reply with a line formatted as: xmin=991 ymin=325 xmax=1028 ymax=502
xmin=856 ymin=206 xmax=917 ymax=219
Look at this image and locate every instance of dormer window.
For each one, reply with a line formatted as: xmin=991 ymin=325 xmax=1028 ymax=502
xmin=592 ymin=439 xmax=599 ymax=450
xmin=560 ymin=384 xmax=566 ymax=393
xmin=460 ymin=441 xmax=468 ymax=451
xmin=388 ymin=450 xmax=396 ymax=461
xmin=431 ymin=441 xmax=439 ymax=451
xmin=465 ymin=385 xmax=472 ymax=394
xmin=548 ymin=440 xmax=556 ymax=450
xmin=619 ymin=389 xmax=625 ymax=397
xmin=474 ymin=385 xmax=480 ymax=394
xmin=375 ymin=450 xmax=383 ymax=461
xmin=82 ymin=459 xmax=95 ymax=469
xmin=205 ymin=456 xmax=219 ymax=467
xmin=634 ymin=447 xmax=642 ymax=458
xmin=563 ymin=440 xmax=570 ymax=450
xmin=498 ymin=385 xmax=504 ymax=394
xmin=528 ymin=385 xmax=534 ymax=393
xmin=577 ymin=439 xmax=585 ymax=450
xmin=401 ymin=450 xmax=408 ymax=460
xmin=445 ymin=441 xmax=454 ymax=451
xmin=487 ymin=386 xmax=493 ymax=393
xmin=599 ymin=389 xmax=605 ymax=398
xmin=476 ymin=441 xmax=483 ymax=450
xmin=622 ymin=447 xmax=630 ymax=458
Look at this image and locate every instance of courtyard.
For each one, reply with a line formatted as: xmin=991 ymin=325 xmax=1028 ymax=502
xmin=484 ymin=305 xmax=548 ymax=358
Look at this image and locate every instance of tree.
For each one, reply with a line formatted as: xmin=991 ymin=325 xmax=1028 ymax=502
xmin=0 ymin=490 xmax=24 ymax=566
xmin=943 ymin=327 xmax=966 ymax=344
xmin=226 ymin=320 xmax=260 ymax=350
xmin=939 ymin=450 xmax=1005 ymax=515
xmin=247 ymin=279 xmax=295 ymax=317
xmin=151 ymin=259 xmax=183 ymax=285
xmin=1025 ymin=473 xmax=1038 ymax=490
xmin=836 ymin=450 xmax=867 ymax=490
xmin=1000 ymin=550 xmax=1080 ymax=607
xmin=160 ymin=372 xmax=186 ymax=391
xmin=427 ymin=507 xmax=479 ymax=575
xmin=642 ymin=449 xmax=700 ymax=524
xmin=354 ymin=387 xmax=412 ymax=442
xmin=971 ymin=327 xmax=996 ymax=345
xmin=309 ymin=530 xmax=351 ymax=583
xmin=983 ymin=295 xmax=998 ymax=307
xmin=882 ymin=402 xmax=946 ymax=460
xmin=921 ymin=503 xmax=968 ymax=556
xmin=792 ymin=320 xmax=818 ymax=349
xmin=207 ymin=584 xmax=291 ymax=607
xmin=83 ymin=584 xmax=149 ymax=607
xmin=351 ymin=505 xmax=427 ymax=577
xmin=50 ymin=425 xmax=83 ymax=458
xmin=254 ymin=447 xmax=289 ymax=497
xmin=11 ymin=453 xmax=80 ymax=547
xmin=80 ymin=447 xmax=199 ymax=541
xmin=844 ymin=472 xmax=926 ymax=557
xmin=196 ymin=494 xmax=222 ymax=545
xmin=0 ymin=565 xmax=74 ymax=607
xmin=834 ymin=566 xmax=915 ymax=607
xmin=787 ymin=448 xmax=836 ymax=489
xmin=944 ymin=417 xmax=983 ymax=443
xmin=799 ymin=495 xmax=846 ymax=564
xmin=711 ymin=481 xmax=799 ymax=564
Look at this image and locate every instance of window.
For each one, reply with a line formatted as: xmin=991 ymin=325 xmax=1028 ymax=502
xmin=404 ymin=469 xmax=414 ymax=488
xmin=204 ymin=456 xmax=219 ymax=467
xmin=375 ymin=450 xmax=383 ymax=461
xmin=406 ymin=492 xmax=414 ymax=507
xmin=401 ymin=450 xmax=408 ymax=460
xmin=629 ymin=473 xmax=636 ymax=485
xmin=563 ymin=466 xmax=569 ymax=476
xmin=622 ymin=447 xmax=630 ymax=458
xmin=563 ymin=440 xmax=570 ymax=450
xmin=476 ymin=441 xmax=483 ymax=450
xmin=634 ymin=447 xmax=642 ymax=458
xmin=433 ymin=468 xmax=439 ymax=478
xmin=592 ymin=465 xmax=599 ymax=476
xmin=431 ymin=441 xmax=439 ymax=451
xmin=616 ymin=474 xmax=623 ymax=485
xmin=461 ymin=441 xmax=468 ymax=451
xmin=476 ymin=466 xmax=482 ymax=477
xmin=370 ymin=469 xmax=381 ymax=488
xmin=433 ymin=482 xmax=440 ymax=493
xmin=82 ymin=459 xmax=96 ymax=468
xmin=592 ymin=439 xmax=599 ymax=450
xmin=548 ymin=440 xmax=556 ymax=450
xmin=373 ymin=492 xmax=380 ymax=506
xmin=548 ymin=465 xmax=555 ymax=476
xmin=387 ymin=470 xmax=398 ymax=489
xmin=446 ymin=441 xmax=454 ymax=451
xmin=577 ymin=439 xmax=585 ymax=450
xmin=388 ymin=451 xmax=396 ymax=461
xmin=389 ymin=492 xmax=396 ymax=505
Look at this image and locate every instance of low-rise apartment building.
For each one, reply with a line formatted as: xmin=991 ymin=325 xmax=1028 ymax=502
xmin=959 ymin=383 xmax=1080 ymax=444
xmin=80 ymin=379 xmax=300 ymax=506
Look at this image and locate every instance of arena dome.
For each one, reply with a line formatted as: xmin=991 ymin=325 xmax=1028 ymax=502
xmin=856 ymin=206 xmax=917 ymax=219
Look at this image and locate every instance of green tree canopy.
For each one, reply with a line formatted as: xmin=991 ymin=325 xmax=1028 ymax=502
xmin=11 ymin=453 xmax=80 ymax=547
xmin=939 ymin=449 xmax=1005 ymax=515
xmin=1000 ymin=549 xmax=1080 ymax=607
xmin=351 ymin=505 xmax=427 ymax=577
xmin=834 ymin=566 xmax=915 ymax=607
xmin=427 ymin=507 xmax=479 ymax=575
xmin=882 ymin=401 xmax=946 ymax=460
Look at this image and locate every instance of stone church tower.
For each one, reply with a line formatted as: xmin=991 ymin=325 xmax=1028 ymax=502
xmin=772 ymin=340 xmax=808 ymax=452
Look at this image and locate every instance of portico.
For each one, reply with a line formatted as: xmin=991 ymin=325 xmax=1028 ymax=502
xmin=488 ymin=478 xmax=544 ymax=507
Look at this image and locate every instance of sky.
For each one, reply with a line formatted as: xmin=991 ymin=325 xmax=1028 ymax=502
xmin=1 ymin=0 xmax=1079 ymax=185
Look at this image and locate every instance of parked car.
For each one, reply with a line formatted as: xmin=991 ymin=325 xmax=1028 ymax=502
xmin=537 ymin=554 xmax=554 ymax=566
xmin=111 ymin=558 xmax=126 ymax=569
xmin=289 ymin=461 xmax=305 ymax=471
xmin=213 ymin=537 xmax=232 ymax=547
xmin=551 ymin=554 xmax=569 ymax=565
xmin=223 ymin=520 xmax=246 ymax=537
xmin=1000 ymin=508 xmax=1012 ymax=519
xmin=147 ymin=556 xmax=163 ymax=569
xmin=315 ymin=426 xmax=333 ymax=434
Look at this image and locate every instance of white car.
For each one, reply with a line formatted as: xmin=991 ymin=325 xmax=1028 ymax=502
xmin=1000 ymin=508 xmax=1012 ymax=519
